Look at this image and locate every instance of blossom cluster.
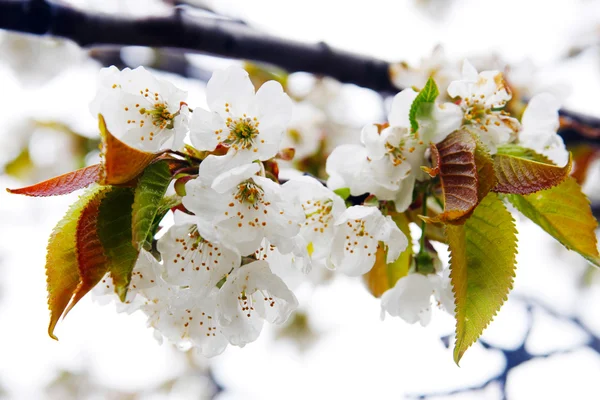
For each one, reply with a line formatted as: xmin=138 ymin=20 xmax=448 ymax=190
xmin=92 ymin=65 xmax=408 ymax=355
xmin=91 ymin=59 xmax=569 ymax=355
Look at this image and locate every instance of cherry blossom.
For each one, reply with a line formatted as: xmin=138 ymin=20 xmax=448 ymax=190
xmin=147 ymin=289 xmax=229 ymax=357
xmin=380 ymin=269 xmax=454 ymax=326
xmin=518 ymin=93 xmax=569 ymax=166
xmin=90 ymin=66 xmax=189 ymax=152
xmin=157 ymin=211 xmax=241 ymax=295
xmin=218 ymin=260 xmax=298 ymax=346
xmin=183 ymin=162 xmax=305 ymax=256
xmin=329 ymin=206 xmax=407 ymax=276
xmin=189 ymin=65 xmax=292 ymax=166
xmin=326 ymin=87 xmax=457 ymax=212
xmin=280 ymin=101 xmax=326 ymax=160
xmin=447 ymin=60 xmax=520 ymax=152
xmin=283 ymin=175 xmax=346 ymax=268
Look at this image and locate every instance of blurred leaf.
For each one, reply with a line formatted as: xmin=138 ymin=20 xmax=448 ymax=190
xmin=492 ymin=146 xmax=572 ymax=195
xmin=364 ymin=213 xmax=412 ymax=297
xmin=132 ymin=160 xmax=173 ymax=250
xmin=7 ymin=164 xmax=100 ymax=197
xmin=508 ymin=177 xmax=600 ymax=267
xmin=333 ymin=187 xmax=350 ymax=200
xmin=569 ymin=144 xmax=600 ymax=185
xmin=46 ymin=186 xmax=105 ymax=339
xmin=409 ymin=77 xmax=439 ymax=134
xmin=98 ymin=114 xmax=157 ymax=185
xmin=446 ymin=193 xmax=517 ymax=364
xmin=4 ymin=148 xmax=34 ymax=180
xmin=429 ymin=129 xmax=493 ymax=224
xmin=97 ymin=187 xmax=139 ymax=300
xmin=244 ymin=62 xmax=289 ymax=89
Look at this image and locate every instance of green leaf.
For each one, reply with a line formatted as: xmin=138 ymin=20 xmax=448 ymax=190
xmin=132 ymin=161 xmax=173 ymax=250
xmin=364 ymin=213 xmax=412 ymax=297
xmin=409 ymin=77 xmax=439 ymax=133
xmin=508 ymin=177 xmax=599 ymax=266
xmin=333 ymin=187 xmax=351 ymax=200
xmin=96 ymin=187 xmax=139 ymax=300
xmin=446 ymin=193 xmax=517 ymax=364
xmin=492 ymin=146 xmax=572 ymax=195
xmin=45 ymin=185 xmax=105 ymax=340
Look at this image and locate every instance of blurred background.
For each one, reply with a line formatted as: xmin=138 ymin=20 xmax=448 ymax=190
xmin=1 ymin=0 xmax=600 ymax=399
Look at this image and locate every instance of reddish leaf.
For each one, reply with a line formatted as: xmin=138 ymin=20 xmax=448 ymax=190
xmin=429 ymin=130 xmax=492 ymax=224
xmin=7 ymin=164 xmax=100 ymax=197
xmin=64 ymin=187 xmax=113 ymax=316
xmin=98 ymin=114 xmax=158 ymax=185
xmin=492 ymin=151 xmax=572 ymax=195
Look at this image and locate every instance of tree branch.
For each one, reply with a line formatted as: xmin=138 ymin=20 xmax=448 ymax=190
xmin=0 ymin=0 xmax=394 ymax=92
xmin=414 ymin=297 xmax=600 ymax=399
xmin=1 ymin=0 xmax=599 ymax=143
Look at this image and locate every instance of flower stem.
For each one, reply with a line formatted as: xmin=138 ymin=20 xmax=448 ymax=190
xmin=416 ymin=189 xmax=435 ymax=274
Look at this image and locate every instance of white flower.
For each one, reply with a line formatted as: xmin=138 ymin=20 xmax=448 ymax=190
xmin=254 ymin=238 xmax=310 ymax=289
xmin=157 ymin=211 xmax=241 ymax=295
xmin=387 ymin=78 xmax=462 ymax=146
xmin=149 ymin=289 xmax=229 ymax=357
xmin=380 ymin=270 xmax=454 ymax=326
xmin=183 ymin=162 xmax=305 ymax=256
xmin=92 ymin=249 xmax=163 ymax=314
xmin=218 ymin=260 xmax=298 ymax=347
xmin=519 ymin=93 xmax=569 ymax=166
xmin=90 ymin=66 xmax=189 ymax=152
xmin=189 ymin=66 xmax=292 ymax=165
xmin=389 ymin=46 xmax=459 ymax=96
xmin=281 ymin=101 xmax=326 ymax=160
xmin=327 ymin=90 xmax=427 ymax=212
xmin=283 ymin=176 xmax=346 ymax=267
xmin=329 ymin=206 xmax=407 ymax=276
xmin=447 ymin=60 xmax=520 ymax=152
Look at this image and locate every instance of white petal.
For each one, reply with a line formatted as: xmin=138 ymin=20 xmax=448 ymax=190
xmin=211 ymin=162 xmax=260 ymax=193
xmin=380 ymin=273 xmax=435 ymax=326
xmin=206 ymin=66 xmax=257 ymax=117
xmin=189 ymin=108 xmax=228 ymax=152
xmin=361 ymin=123 xmax=386 ymax=160
xmin=389 ymin=88 xmax=418 ymax=128
xmin=256 ymin=80 xmax=293 ymax=135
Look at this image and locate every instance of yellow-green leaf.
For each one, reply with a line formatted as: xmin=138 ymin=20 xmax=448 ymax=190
xmin=46 ymin=185 xmax=105 ymax=340
xmin=4 ymin=148 xmax=34 ymax=180
xmin=508 ymin=177 xmax=599 ymax=266
xmin=446 ymin=193 xmax=517 ymax=364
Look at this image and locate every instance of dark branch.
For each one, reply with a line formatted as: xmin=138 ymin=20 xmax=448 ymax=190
xmin=0 ymin=0 xmax=394 ymax=92
xmin=1 ymin=0 xmax=600 ymax=143
xmin=413 ymin=297 xmax=600 ymax=399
